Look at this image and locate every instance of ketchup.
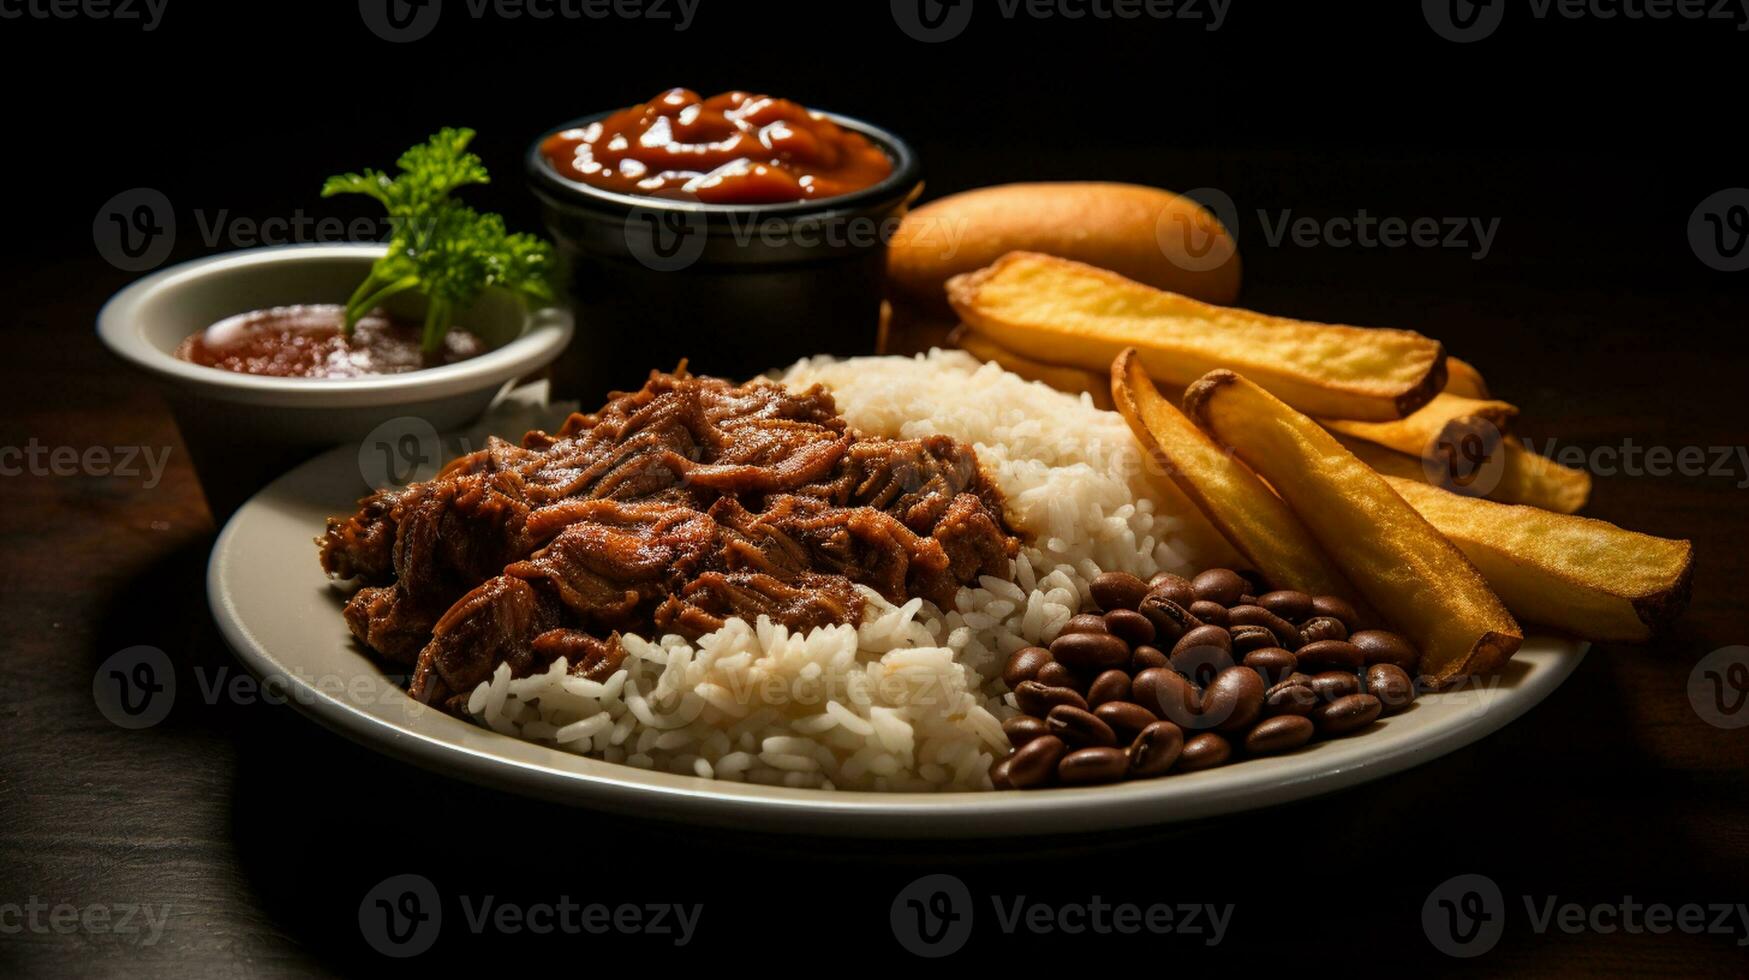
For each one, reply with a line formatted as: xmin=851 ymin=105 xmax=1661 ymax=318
xmin=539 ymin=89 xmax=894 ymax=205
xmin=174 ymin=305 xmax=484 ymax=379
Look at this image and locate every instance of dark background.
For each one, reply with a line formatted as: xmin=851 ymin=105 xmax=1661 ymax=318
xmin=3 ymin=1 xmax=1747 ymax=975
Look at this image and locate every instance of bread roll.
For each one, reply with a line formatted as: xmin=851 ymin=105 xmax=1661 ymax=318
xmin=886 ymin=182 xmax=1241 ymax=315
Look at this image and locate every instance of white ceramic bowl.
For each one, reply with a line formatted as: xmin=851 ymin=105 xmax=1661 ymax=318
xmin=97 ymin=243 xmax=572 ymax=512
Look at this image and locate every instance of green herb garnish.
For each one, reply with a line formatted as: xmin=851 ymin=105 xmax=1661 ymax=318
xmin=323 ymin=128 xmax=557 ymax=353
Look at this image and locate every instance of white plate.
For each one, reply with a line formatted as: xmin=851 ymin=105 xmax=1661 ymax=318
xmin=209 ymin=442 xmax=1587 ymax=838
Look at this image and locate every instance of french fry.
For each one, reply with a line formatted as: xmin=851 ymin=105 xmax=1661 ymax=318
xmin=947 ymin=252 xmax=1446 ymax=421
xmin=1332 ymin=432 xmax=1592 ymax=514
xmin=1183 ymin=370 xmax=1523 ymax=686
xmin=1324 ymin=392 xmax=1518 ymax=463
xmin=1110 ymin=349 xmax=1361 ymax=601
xmin=951 ymin=325 xmax=1114 ymax=409
xmin=1497 ymin=438 xmax=1592 ymax=513
xmin=1385 ymin=477 xmax=1692 ymax=642
xmin=1443 ymin=356 xmax=1491 ymax=398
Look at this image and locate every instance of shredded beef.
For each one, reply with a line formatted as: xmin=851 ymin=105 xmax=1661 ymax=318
xmin=319 ymin=368 xmax=1017 ymax=710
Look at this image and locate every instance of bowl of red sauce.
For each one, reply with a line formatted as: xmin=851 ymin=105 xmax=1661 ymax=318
xmin=98 ymin=243 xmax=572 ymax=514
xmin=527 ymin=88 xmax=922 ymax=403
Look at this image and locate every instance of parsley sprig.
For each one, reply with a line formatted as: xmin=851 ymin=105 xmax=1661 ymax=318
xmin=323 ymin=128 xmax=557 ymax=353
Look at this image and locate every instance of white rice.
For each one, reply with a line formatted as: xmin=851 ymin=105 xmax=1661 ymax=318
xmin=468 ymin=350 xmax=1209 ymax=791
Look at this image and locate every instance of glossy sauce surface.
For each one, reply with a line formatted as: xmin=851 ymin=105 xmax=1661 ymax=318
xmin=540 ymin=88 xmax=894 ymax=204
xmin=174 ymin=305 xmax=485 ymax=379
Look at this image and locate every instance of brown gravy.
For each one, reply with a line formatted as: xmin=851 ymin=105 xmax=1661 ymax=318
xmin=174 ymin=305 xmax=485 ymax=379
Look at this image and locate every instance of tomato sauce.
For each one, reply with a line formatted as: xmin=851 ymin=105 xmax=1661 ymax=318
xmin=174 ymin=305 xmax=485 ymax=379
xmin=539 ymin=88 xmax=894 ymax=205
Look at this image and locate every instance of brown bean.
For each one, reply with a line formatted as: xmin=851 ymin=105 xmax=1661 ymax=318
xmin=1313 ymin=693 xmax=1383 ymax=735
xmin=1243 ymin=647 xmax=1297 ymax=686
xmin=1003 ymin=646 xmax=1053 ymax=689
xmin=1178 ymin=732 xmax=1232 ymax=771
xmin=1188 ymin=600 xmax=1231 ymax=627
xmin=990 ymin=756 xmax=1014 ymax=789
xmin=1192 ymin=568 xmax=1249 ymax=606
xmin=1127 ymin=721 xmax=1184 ymax=777
xmin=1095 ymin=700 xmax=1157 ymax=741
xmin=1130 ymin=644 xmax=1170 ymax=673
xmin=1035 ymin=661 xmax=1087 ymax=694
xmin=1264 ymin=679 xmax=1319 ymax=717
xmin=1050 ymin=631 xmax=1131 ymax=672
xmin=1137 ymin=594 xmax=1200 ymax=645
xmin=1146 ymin=572 xmax=1196 ymax=608
xmin=1351 ymin=630 xmax=1421 ymax=672
xmin=1365 ymin=663 xmax=1417 ymax=714
xmin=1244 ymin=715 xmax=1315 ymax=755
xmin=1058 ymin=746 xmax=1129 ymax=784
xmin=1014 ymin=680 xmax=1088 ymax=716
xmin=1103 ymin=608 xmax=1156 ymax=647
xmin=1228 ymin=605 xmax=1301 ymax=648
xmin=1002 ymin=714 xmax=1051 ymax=747
xmin=1296 ymin=639 xmax=1365 ymax=672
xmin=1299 ymin=616 xmax=1349 ymax=645
xmin=1311 ymin=595 xmax=1361 ymax=630
xmin=1047 ymin=704 xmax=1118 ymax=748
xmin=1257 ymin=590 xmax=1314 ymax=623
xmin=1006 ymin=734 xmax=1066 ymax=788
xmin=1090 ymin=571 xmax=1150 ymax=612
xmin=1132 ymin=667 xmax=1202 ymax=729
xmin=1202 ymin=665 xmax=1266 ymax=733
xmin=1061 ymin=613 xmax=1110 ymax=636
xmin=1170 ymin=625 xmax=1235 ymax=686
xmin=1229 ymin=624 xmax=1279 ymax=655
xmin=1087 ymin=669 xmax=1132 ymax=707
xmin=1309 ymin=671 xmax=1363 ymax=702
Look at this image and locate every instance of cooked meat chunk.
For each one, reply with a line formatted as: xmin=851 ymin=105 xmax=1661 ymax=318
xmin=320 ymin=368 xmax=1017 ymax=712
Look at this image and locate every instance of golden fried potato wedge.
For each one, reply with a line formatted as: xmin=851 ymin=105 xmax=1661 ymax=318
xmin=1497 ymin=438 xmax=1592 ymax=513
xmin=947 ymin=252 xmax=1446 ymax=421
xmin=1443 ymin=357 xmax=1491 ymax=398
xmin=1385 ymin=477 xmax=1692 ymax=642
xmin=1183 ymin=370 xmax=1522 ymax=686
xmin=1332 ymin=433 xmax=1591 ymax=514
xmin=1111 ymin=349 xmax=1360 ymax=600
xmin=951 ymin=326 xmax=1114 ymax=409
xmin=1324 ymin=392 xmax=1518 ymax=463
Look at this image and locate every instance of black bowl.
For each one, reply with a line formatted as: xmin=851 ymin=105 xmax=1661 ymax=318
xmin=527 ymin=110 xmax=923 ymax=404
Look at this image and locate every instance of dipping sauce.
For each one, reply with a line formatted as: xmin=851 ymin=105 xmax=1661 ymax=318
xmin=539 ymin=88 xmax=894 ymax=204
xmin=174 ymin=305 xmax=485 ymax=379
